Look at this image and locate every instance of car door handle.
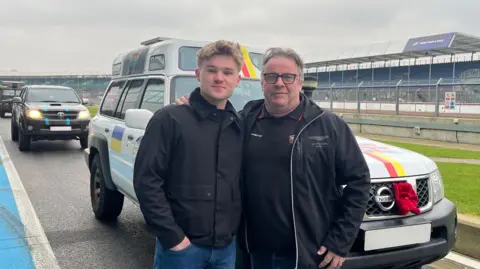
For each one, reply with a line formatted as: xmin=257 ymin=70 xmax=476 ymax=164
xmin=105 ymin=128 xmax=109 ymax=133
xmin=127 ymin=135 xmax=134 ymax=141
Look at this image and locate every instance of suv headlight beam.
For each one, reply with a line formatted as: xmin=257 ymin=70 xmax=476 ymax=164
xmin=78 ymin=110 xmax=91 ymax=120
xmin=26 ymin=110 xmax=43 ymax=119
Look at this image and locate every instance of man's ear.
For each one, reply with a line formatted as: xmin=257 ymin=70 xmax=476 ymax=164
xmin=236 ymin=74 xmax=241 ymax=87
xmin=195 ymin=68 xmax=200 ymax=81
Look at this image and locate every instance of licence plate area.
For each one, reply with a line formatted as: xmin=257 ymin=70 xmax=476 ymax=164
xmin=364 ymin=223 xmax=431 ymax=251
xmin=50 ymin=126 xmax=72 ymax=131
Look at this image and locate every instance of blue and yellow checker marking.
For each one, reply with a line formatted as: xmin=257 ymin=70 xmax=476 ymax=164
xmin=111 ymin=125 xmax=125 ymax=153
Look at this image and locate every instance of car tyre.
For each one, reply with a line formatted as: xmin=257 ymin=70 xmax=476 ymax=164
xmin=11 ymin=120 xmax=18 ymax=141
xmin=0 ymin=108 xmax=5 ymax=118
xmin=18 ymin=128 xmax=31 ymax=151
xmin=90 ymin=154 xmax=124 ymax=221
xmin=80 ymin=135 xmax=88 ymax=149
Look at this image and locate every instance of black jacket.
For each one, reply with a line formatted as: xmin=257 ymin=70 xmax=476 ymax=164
xmin=133 ymin=88 xmax=244 ymax=250
xmin=237 ymin=94 xmax=371 ymax=268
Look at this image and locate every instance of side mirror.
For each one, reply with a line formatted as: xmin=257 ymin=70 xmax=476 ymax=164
xmin=12 ymin=97 xmax=22 ymax=103
xmin=125 ymin=109 xmax=153 ymax=130
xmin=82 ymin=98 xmax=89 ymax=105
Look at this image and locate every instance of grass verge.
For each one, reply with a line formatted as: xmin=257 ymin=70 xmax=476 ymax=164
xmin=87 ymin=106 xmax=99 ymax=117
xmin=375 ymin=140 xmax=480 ymax=160
xmin=437 ymin=162 xmax=480 ymax=216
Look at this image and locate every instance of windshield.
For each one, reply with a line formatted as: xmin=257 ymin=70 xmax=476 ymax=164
xmin=26 ymin=88 xmax=80 ymax=103
xmin=171 ymin=76 xmax=264 ymax=111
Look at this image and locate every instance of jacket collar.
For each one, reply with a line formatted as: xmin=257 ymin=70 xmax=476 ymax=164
xmin=189 ymin=87 xmax=239 ymax=120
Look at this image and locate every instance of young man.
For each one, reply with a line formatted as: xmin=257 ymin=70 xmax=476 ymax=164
xmin=133 ymin=40 xmax=245 ymax=269
xmin=177 ymin=47 xmax=371 ymax=269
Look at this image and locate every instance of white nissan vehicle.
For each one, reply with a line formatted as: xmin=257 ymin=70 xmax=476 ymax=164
xmin=84 ymin=37 xmax=457 ymax=269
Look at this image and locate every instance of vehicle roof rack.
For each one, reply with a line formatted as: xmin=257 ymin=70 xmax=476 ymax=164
xmin=140 ymin=37 xmax=172 ymax=46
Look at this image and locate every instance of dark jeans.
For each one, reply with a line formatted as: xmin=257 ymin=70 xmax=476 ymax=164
xmin=153 ymin=238 xmax=236 ymax=269
xmin=250 ymin=252 xmax=296 ymax=269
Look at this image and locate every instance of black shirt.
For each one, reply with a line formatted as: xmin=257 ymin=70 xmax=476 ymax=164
xmin=244 ymin=97 xmax=305 ymax=255
xmin=133 ymin=87 xmax=243 ymax=249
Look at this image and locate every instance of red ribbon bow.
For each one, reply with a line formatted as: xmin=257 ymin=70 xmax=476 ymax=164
xmin=393 ymin=182 xmax=421 ymax=215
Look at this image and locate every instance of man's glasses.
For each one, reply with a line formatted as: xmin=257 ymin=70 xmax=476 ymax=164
xmin=263 ymin=73 xmax=297 ymax=84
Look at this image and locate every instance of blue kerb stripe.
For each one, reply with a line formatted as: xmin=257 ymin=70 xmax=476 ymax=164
xmin=45 ymin=118 xmax=49 ymax=126
xmin=66 ymin=118 xmax=70 ymax=125
xmin=0 ymin=164 xmax=36 ymax=268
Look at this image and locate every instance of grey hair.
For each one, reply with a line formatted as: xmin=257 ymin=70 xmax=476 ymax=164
xmin=261 ymin=47 xmax=304 ymax=79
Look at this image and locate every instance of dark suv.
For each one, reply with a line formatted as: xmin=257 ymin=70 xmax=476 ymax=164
xmin=0 ymin=81 xmax=24 ymax=118
xmin=11 ymin=85 xmax=92 ymax=151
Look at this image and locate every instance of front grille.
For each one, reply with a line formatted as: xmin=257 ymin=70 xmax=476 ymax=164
xmin=366 ymin=182 xmax=399 ymax=217
xmin=42 ymin=111 xmax=78 ymax=120
xmin=366 ymin=177 xmax=430 ymax=218
xmin=416 ymin=177 xmax=429 ymax=208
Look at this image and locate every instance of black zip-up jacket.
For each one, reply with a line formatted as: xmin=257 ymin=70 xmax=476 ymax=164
xmin=237 ymin=94 xmax=371 ymax=268
xmin=133 ymin=88 xmax=243 ymax=250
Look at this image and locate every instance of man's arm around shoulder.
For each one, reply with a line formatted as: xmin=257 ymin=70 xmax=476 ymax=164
xmin=133 ymin=106 xmax=185 ymax=250
xmin=323 ymin=114 xmax=371 ymax=257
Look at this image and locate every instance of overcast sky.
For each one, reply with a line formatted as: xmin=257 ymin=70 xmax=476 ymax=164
xmin=1 ymin=0 xmax=479 ymax=74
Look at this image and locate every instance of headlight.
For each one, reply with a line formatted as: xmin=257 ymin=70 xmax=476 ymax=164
xmin=26 ymin=110 xmax=43 ymax=119
xmin=430 ymin=169 xmax=444 ymax=203
xmin=78 ymin=110 xmax=91 ymax=119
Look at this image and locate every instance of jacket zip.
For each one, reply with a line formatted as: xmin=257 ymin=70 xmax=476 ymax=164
xmin=244 ymin=219 xmax=250 ymax=253
xmin=289 ymin=112 xmax=324 ymax=269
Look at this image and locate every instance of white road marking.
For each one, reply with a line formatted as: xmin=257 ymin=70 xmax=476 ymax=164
xmin=445 ymin=251 xmax=480 ymax=269
xmin=0 ymin=136 xmax=60 ymax=269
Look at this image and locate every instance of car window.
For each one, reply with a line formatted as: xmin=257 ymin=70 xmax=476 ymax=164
xmin=140 ymin=79 xmax=165 ymax=113
xmin=171 ymin=76 xmax=264 ymax=111
xmin=117 ymin=79 xmax=144 ymax=119
xmin=100 ymin=81 xmax=125 ymax=117
xmin=25 ymin=88 xmax=80 ymax=103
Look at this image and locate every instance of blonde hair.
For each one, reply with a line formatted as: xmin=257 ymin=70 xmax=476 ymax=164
xmin=197 ymin=40 xmax=244 ymax=71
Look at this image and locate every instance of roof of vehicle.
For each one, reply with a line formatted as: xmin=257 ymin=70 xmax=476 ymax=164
xmin=111 ymin=37 xmax=265 ymax=79
xmin=25 ymin=85 xmax=75 ymax=90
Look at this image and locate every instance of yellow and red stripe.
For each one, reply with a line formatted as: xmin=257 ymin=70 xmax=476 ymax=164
xmin=240 ymin=46 xmax=257 ymax=78
xmin=364 ymin=152 xmax=406 ymax=177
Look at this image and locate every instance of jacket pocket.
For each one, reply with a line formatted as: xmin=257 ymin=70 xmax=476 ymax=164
xmin=168 ymin=185 xmax=214 ymax=237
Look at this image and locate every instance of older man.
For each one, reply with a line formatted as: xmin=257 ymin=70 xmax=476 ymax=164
xmin=177 ymin=47 xmax=371 ymax=269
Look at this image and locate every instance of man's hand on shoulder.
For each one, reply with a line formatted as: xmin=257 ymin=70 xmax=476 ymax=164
xmin=318 ymin=246 xmax=344 ymax=269
xmin=175 ymin=94 xmax=190 ymax=105
xmin=169 ymin=236 xmax=191 ymax=251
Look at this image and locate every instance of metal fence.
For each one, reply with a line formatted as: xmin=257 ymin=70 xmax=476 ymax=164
xmin=0 ymin=75 xmax=111 ymax=106
xmin=310 ymin=78 xmax=480 ymax=118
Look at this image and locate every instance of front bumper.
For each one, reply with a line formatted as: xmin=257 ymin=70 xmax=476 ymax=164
xmin=21 ymin=117 xmax=90 ymax=139
xmin=342 ymin=198 xmax=457 ymax=269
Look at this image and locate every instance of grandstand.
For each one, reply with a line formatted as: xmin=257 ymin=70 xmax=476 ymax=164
xmin=304 ymin=32 xmax=480 ymax=117
xmin=0 ymin=72 xmax=111 ymax=105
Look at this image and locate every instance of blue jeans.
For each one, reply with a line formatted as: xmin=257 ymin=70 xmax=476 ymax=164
xmin=250 ymin=252 xmax=296 ymax=269
xmin=153 ymin=238 xmax=236 ymax=269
